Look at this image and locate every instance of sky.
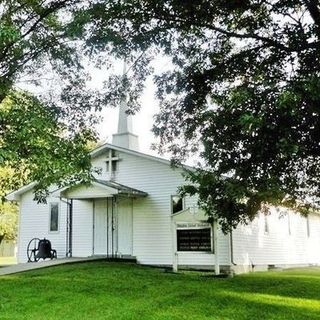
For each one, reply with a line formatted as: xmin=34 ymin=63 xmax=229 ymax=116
xmin=16 ymin=54 xmax=201 ymax=166
xmin=17 ymin=56 xmax=165 ymax=157
xmin=95 ymin=74 xmax=160 ymax=156
xmin=17 ymin=54 xmax=196 ymax=163
xmin=90 ymin=56 xmax=172 ymax=158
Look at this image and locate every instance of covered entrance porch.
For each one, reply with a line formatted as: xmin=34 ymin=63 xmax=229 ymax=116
xmin=52 ymin=179 xmax=147 ymax=259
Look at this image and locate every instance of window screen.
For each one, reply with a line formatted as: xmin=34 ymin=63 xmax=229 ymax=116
xmin=50 ymin=203 xmax=59 ymax=232
xmin=177 ymin=228 xmax=212 ymax=252
xmin=264 ymin=214 xmax=269 ymax=233
xmin=172 ymin=196 xmax=183 ymax=214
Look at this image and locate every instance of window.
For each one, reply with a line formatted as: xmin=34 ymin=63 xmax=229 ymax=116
xmin=306 ymin=216 xmax=310 ymax=237
xmin=177 ymin=228 xmax=212 ymax=252
xmin=106 ymin=161 xmax=117 ymax=173
xmin=172 ymin=195 xmax=184 ymax=214
xmin=264 ymin=214 xmax=269 ymax=234
xmin=287 ymin=214 xmax=291 ymax=235
xmin=49 ymin=203 xmax=59 ymax=232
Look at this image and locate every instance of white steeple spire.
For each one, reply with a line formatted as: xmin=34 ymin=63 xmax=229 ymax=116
xmin=112 ymin=60 xmax=139 ymax=151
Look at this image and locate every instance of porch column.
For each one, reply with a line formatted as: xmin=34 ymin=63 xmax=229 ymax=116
xmin=65 ymin=198 xmax=73 ymax=257
xmin=171 ymin=219 xmax=178 ymax=272
xmin=213 ymin=220 xmax=220 ymax=275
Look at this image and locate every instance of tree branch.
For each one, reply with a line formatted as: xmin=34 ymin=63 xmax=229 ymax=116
xmin=151 ymin=9 xmax=320 ymax=52
xmin=152 ymin=12 xmax=290 ymax=51
xmin=303 ymin=0 xmax=320 ymax=35
xmin=0 ymin=0 xmax=78 ymax=61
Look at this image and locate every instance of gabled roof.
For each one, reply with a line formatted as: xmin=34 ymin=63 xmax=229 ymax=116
xmin=91 ymin=142 xmax=195 ymax=171
xmin=90 ymin=142 xmax=174 ymax=166
xmin=95 ymin=179 xmax=147 ymax=197
xmin=6 ymin=143 xmax=192 ymax=201
xmin=51 ymin=179 xmax=147 ymax=199
xmin=6 ymin=182 xmax=37 ymax=201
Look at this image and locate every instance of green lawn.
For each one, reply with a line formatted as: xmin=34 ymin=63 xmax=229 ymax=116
xmin=0 ymin=262 xmax=319 ymax=320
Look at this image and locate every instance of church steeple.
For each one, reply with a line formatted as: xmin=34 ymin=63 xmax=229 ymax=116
xmin=112 ymin=61 xmax=139 ymax=151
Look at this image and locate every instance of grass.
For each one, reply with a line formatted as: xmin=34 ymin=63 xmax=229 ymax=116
xmin=0 ymin=262 xmax=320 ymax=320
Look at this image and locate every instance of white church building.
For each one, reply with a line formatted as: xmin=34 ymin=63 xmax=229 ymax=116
xmin=7 ymin=97 xmax=320 ymax=274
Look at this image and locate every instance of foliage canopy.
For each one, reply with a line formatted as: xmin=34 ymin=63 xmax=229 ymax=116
xmin=0 ymin=1 xmax=98 ymax=197
xmin=81 ymin=0 xmax=320 ymax=230
xmin=0 ymin=167 xmax=17 ymax=243
xmin=2 ymin=1 xmax=320 ymax=231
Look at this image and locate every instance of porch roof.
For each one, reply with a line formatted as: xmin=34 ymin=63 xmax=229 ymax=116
xmin=95 ymin=179 xmax=148 ymax=197
xmin=52 ymin=179 xmax=148 ymax=199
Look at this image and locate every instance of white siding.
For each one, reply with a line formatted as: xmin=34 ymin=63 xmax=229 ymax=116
xmin=17 ymin=190 xmax=67 ymax=263
xmin=92 ymin=150 xmax=230 ymax=266
xmin=72 ymin=200 xmax=93 ymax=257
xmin=232 ymin=208 xmax=320 ymax=267
xmin=64 ymin=185 xmax=114 ymax=199
xmin=17 ymin=146 xmax=320 ymax=270
xmin=93 ymin=151 xmax=186 ymax=265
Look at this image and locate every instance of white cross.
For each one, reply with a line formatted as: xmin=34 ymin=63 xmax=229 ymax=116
xmin=106 ymin=149 xmax=119 ymax=176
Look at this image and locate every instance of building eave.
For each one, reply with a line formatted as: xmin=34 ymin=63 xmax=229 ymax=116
xmin=5 ymin=182 xmax=37 ymax=201
xmin=90 ymin=143 xmax=195 ymax=171
xmin=51 ymin=179 xmax=148 ymax=199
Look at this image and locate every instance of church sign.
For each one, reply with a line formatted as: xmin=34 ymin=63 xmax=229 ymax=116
xmin=176 ymin=222 xmax=212 ymax=252
xmin=176 ymin=222 xmax=210 ymax=229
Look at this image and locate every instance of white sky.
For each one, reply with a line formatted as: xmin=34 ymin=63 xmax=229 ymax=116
xmin=90 ymin=56 xmax=173 ymax=157
xmin=17 ymin=55 xmax=199 ymax=164
xmin=16 ymin=57 xmax=164 ymax=156
xmin=95 ymin=74 xmax=160 ymax=156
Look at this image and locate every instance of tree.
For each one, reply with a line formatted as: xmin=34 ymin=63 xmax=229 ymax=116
xmin=0 ymin=167 xmax=18 ymax=245
xmin=0 ymin=89 xmax=95 ymax=241
xmin=1 ymin=0 xmax=78 ymax=101
xmin=0 ymin=1 xmax=104 ymax=196
xmin=0 ymin=0 xmax=154 ymax=197
xmin=2 ymin=1 xmax=320 ymax=231
xmin=1 ymin=91 xmax=95 ymax=198
xmin=81 ymin=0 xmax=320 ymax=230
xmin=0 ymin=1 xmax=110 ymax=241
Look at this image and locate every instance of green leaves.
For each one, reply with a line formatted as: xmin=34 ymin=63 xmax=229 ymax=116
xmin=0 ymin=24 xmax=20 ymax=43
xmin=0 ymin=1 xmax=100 ymax=202
xmin=81 ymin=0 xmax=320 ymax=229
xmin=1 ymin=91 xmax=94 ymax=201
xmin=1 ymin=0 xmax=320 ymax=229
xmin=0 ymin=167 xmax=18 ymax=241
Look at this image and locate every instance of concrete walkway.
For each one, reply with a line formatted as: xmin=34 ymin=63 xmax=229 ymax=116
xmin=0 ymin=256 xmax=107 ymax=276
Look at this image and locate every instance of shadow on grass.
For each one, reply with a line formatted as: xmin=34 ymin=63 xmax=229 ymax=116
xmin=0 ymin=262 xmax=319 ymax=320
xmin=219 ymin=270 xmax=320 ymax=301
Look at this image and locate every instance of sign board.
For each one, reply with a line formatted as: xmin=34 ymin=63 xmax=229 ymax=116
xmin=176 ymin=222 xmax=210 ymax=229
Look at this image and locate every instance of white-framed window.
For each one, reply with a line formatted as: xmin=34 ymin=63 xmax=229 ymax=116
xmin=49 ymin=202 xmax=59 ymax=233
xmin=177 ymin=227 xmax=212 ymax=252
xmin=106 ymin=160 xmax=117 ymax=173
xmin=264 ymin=213 xmax=269 ymax=234
xmin=306 ymin=216 xmax=310 ymax=237
xmin=287 ymin=214 xmax=291 ymax=235
xmin=171 ymin=195 xmax=184 ymax=214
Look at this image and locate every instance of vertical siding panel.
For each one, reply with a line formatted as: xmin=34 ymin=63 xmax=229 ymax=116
xmin=18 ymin=190 xmax=67 ymax=263
xmin=72 ymin=200 xmax=93 ymax=257
xmin=92 ymin=151 xmax=230 ymax=266
xmin=232 ymin=209 xmax=320 ymax=266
